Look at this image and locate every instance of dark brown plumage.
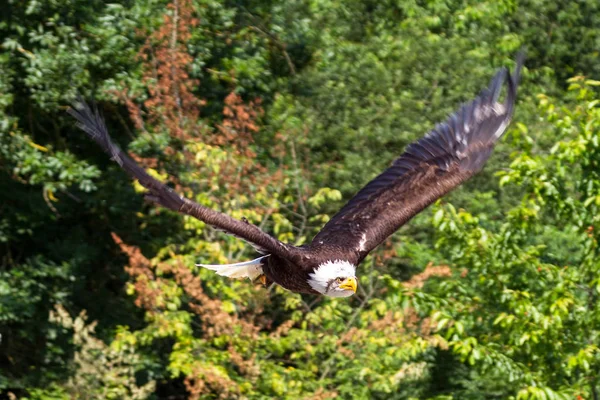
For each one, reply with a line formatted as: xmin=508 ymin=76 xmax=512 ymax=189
xmin=69 ymin=53 xmax=523 ymax=297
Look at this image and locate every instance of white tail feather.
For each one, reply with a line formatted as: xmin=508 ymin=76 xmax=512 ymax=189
xmin=196 ymin=255 xmax=268 ymax=280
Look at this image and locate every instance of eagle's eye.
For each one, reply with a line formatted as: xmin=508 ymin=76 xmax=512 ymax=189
xmin=335 ymin=277 xmax=343 ymax=284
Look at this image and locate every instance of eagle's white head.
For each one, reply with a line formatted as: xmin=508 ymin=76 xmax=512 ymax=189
xmin=308 ymin=260 xmax=357 ymax=297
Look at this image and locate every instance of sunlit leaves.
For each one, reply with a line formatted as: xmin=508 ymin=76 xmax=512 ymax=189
xmin=417 ymin=80 xmax=600 ymax=398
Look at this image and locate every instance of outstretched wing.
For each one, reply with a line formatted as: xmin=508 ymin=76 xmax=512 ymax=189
xmin=69 ymin=100 xmax=297 ymax=258
xmin=310 ymin=54 xmax=524 ymax=264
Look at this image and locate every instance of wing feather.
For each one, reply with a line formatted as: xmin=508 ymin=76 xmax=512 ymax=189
xmin=69 ymin=99 xmax=297 ymax=259
xmin=310 ymin=54 xmax=524 ymax=263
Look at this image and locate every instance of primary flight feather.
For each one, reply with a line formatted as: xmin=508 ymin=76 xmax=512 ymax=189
xmin=70 ymin=54 xmax=523 ymax=298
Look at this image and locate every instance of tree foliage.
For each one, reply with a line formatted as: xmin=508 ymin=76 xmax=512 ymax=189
xmin=1 ymin=0 xmax=600 ymax=398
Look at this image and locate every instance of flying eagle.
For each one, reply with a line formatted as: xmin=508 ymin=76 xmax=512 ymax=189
xmin=70 ymin=55 xmax=523 ymax=298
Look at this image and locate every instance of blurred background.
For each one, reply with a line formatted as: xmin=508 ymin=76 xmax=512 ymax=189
xmin=1 ymin=0 xmax=600 ymax=398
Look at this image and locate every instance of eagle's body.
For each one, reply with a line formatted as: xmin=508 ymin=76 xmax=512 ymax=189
xmin=263 ymin=254 xmax=317 ymax=294
xmin=263 ymin=249 xmax=357 ymax=295
xmin=70 ymin=54 xmax=524 ymax=297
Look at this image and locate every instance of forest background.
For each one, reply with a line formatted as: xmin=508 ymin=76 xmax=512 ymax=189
xmin=2 ymin=0 xmax=600 ymax=399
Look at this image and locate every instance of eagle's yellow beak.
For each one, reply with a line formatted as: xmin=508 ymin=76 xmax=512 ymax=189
xmin=339 ymin=277 xmax=357 ymax=293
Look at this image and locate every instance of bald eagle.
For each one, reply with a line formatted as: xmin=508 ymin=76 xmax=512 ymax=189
xmin=70 ymin=54 xmax=523 ymax=298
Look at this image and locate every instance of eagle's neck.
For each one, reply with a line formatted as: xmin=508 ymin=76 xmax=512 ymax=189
xmin=307 ymin=260 xmax=356 ymax=295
